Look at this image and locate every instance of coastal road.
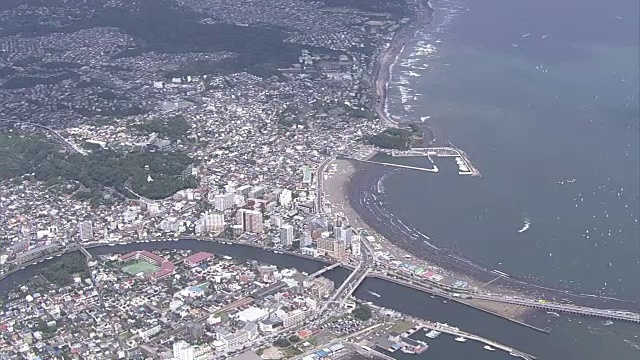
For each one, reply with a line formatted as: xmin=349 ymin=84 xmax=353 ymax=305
xmin=315 ymin=157 xmax=334 ymax=214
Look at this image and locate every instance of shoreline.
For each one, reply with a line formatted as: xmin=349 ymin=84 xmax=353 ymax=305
xmin=354 ymin=0 xmax=639 ymax=315
xmin=371 ymin=0 xmax=434 ymax=127
xmin=322 ymin=159 xmax=534 ymax=322
xmin=339 ymin=158 xmax=640 ymax=312
xmin=355 ymin=0 xmax=538 ymax=321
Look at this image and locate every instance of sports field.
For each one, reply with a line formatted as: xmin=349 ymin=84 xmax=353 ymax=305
xmin=122 ymin=261 xmax=158 ymax=275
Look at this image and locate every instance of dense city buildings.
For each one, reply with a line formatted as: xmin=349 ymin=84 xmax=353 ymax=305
xmin=0 ymin=0 xmax=484 ymax=358
xmin=0 ymin=247 xmax=350 ymax=359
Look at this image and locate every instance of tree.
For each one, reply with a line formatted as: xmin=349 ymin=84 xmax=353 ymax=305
xmin=352 ymin=304 xmax=372 ymax=321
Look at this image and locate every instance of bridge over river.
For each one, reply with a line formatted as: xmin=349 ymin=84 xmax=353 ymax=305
xmin=3 ymin=238 xmax=639 ymax=325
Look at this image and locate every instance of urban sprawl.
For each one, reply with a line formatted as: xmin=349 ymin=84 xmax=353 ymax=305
xmin=2 ymin=0 xmax=638 ymax=359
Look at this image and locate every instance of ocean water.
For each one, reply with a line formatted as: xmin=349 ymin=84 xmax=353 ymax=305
xmin=383 ymin=0 xmax=640 ymax=301
xmin=355 ymin=0 xmax=640 ymax=357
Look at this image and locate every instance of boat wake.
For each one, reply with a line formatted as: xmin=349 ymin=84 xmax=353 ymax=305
xmin=623 ymin=339 xmax=640 ymax=351
xmin=517 ymin=217 xmax=531 ymax=233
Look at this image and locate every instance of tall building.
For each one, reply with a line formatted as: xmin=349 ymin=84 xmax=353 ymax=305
xmin=271 ymin=215 xmax=283 ymax=228
xmin=78 ymin=220 xmax=93 ymax=241
xmin=336 ymin=226 xmax=352 ymax=246
xmin=300 ymin=231 xmax=313 ymax=247
xmin=280 ymin=224 xmax=294 ymax=247
xmin=276 ymin=308 xmax=307 ymax=328
xmin=248 ymin=186 xmax=265 ymax=199
xmin=279 ymin=189 xmax=293 ymax=207
xmin=317 ymin=238 xmax=345 ymax=258
xmin=235 ymin=185 xmax=252 ymax=197
xmin=196 ymin=211 xmax=225 ymax=234
xmin=350 ymin=239 xmax=361 ymax=258
xmin=213 ymin=193 xmax=235 ymax=211
xmin=172 ymin=341 xmax=195 ymax=360
xmin=236 ymin=209 xmax=264 ymax=233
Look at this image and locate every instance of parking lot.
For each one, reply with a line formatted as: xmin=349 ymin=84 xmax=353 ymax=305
xmin=321 ymin=317 xmax=368 ymax=336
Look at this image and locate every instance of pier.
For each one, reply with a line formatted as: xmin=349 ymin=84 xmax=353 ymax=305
xmin=352 ymin=343 xmax=396 ymax=360
xmin=390 ymin=146 xmax=481 ymax=176
xmin=345 ymin=157 xmax=439 ymax=172
xmin=416 ymin=321 xmax=536 ymax=360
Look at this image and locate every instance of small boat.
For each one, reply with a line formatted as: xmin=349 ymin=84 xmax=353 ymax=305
xmin=484 ymin=345 xmax=496 ymax=351
xmin=602 ymin=320 xmax=614 ymax=326
xmin=509 ymin=352 xmax=519 ymax=357
xmin=367 ymin=290 xmax=381 ymax=298
xmin=425 ymin=330 xmax=441 ymax=339
xmin=454 ymin=336 xmax=467 ymax=342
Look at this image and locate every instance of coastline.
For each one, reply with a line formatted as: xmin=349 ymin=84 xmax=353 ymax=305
xmin=337 ymin=0 xmax=639 ymax=321
xmin=322 ymin=158 xmax=533 ymax=321
xmin=339 ymin=157 xmax=640 ymax=313
xmin=371 ymin=0 xmax=434 ymax=127
xmin=357 ymin=0 xmax=535 ymax=321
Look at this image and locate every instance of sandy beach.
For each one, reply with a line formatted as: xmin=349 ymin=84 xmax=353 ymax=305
xmin=322 ymin=158 xmax=533 ymax=321
xmin=371 ymin=0 xmax=434 ymax=128
xmin=462 ymin=299 xmax=532 ymax=321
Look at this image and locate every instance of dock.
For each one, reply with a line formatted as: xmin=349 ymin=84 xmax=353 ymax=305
xmin=390 ymin=146 xmax=481 ymax=176
xmin=351 ymin=342 xmax=396 ymax=360
xmin=346 ymin=158 xmax=439 ymax=172
xmin=416 ymin=321 xmax=536 ymax=360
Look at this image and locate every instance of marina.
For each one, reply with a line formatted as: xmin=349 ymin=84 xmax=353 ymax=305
xmin=389 ymin=146 xmax=481 ymax=176
xmin=372 ymin=314 xmax=536 ymax=360
xmin=417 ymin=321 xmax=536 ymax=359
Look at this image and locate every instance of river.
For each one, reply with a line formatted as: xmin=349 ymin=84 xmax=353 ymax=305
xmin=2 ymin=240 xmax=638 ymax=359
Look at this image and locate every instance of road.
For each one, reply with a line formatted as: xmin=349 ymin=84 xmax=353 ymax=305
xmin=0 ymin=118 xmax=87 ymax=156
xmin=375 ymin=271 xmax=640 ymax=324
xmin=0 ymin=90 xmax=86 ymax=155
xmin=312 ymin=228 xmax=377 ymax=326
xmin=315 ymin=157 xmax=334 ymax=214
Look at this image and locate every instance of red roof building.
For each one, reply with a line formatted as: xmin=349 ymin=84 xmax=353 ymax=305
xmin=119 ymin=250 xmax=175 ymax=281
xmin=184 ymin=252 xmax=214 ymax=267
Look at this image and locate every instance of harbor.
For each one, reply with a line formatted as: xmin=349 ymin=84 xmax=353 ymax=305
xmin=416 ymin=321 xmax=536 ymax=359
xmin=344 ymin=157 xmax=439 ymax=173
xmin=389 ymin=146 xmax=481 ymax=176
xmin=365 ymin=311 xmax=537 ymax=360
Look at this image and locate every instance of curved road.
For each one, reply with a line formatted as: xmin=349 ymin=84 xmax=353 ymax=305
xmin=0 ymin=90 xmax=86 ymax=155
